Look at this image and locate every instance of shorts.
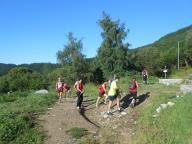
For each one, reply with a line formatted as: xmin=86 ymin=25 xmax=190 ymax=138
xmin=130 ymin=92 xmax=137 ymax=99
xmin=57 ymin=87 xmax=63 ymax=93
xmin=99 ymin=92 xmax=105 ymax=97
xmin=108 ymin=95 xmax=117 ymax=101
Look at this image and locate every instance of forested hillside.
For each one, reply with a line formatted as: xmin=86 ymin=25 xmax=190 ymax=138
xmin=0 ymin=63 xmax=16 ymax=76
xmin=129 ymin=25 xmax=192 ymax=75
xmin=0 ymin=63 xmax=61 ymax=76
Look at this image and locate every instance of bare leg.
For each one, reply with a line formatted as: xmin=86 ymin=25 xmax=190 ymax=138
xmin=116 ymin=97 xmax=120 ymax=110
xmin=107 ymin=100 xmax=113 ymax=113
xmin=104 ymin=94 xmax=108 ymax=104
xmin=59 ymin=92 xmax=62 ymax=103
xmin=96 ymin=97 xmax=101 ymax=107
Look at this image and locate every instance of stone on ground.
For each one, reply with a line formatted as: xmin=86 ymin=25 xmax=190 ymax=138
xmin=180 ymin=85 xmax=192 ymax=94
xmin=159 ymin=79 xmax=183 ymax=86
xmin=167 ymin=101 xmax=175 ymax=106
xmin=35 ymin=89 xmax=48 ymax=94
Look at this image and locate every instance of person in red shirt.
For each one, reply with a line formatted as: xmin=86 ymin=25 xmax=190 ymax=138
xmin=63 ymin=83 xmax=71 ymax=100
xmin=55 ymin=77 xmax=63 ymax=103
xmin=96 ymin=81 xmax=108 ymax=107
xmin=129 ymin=77 xmax=139 ymax=108
xmin=76 ymin=79 xmax=84 ymax=109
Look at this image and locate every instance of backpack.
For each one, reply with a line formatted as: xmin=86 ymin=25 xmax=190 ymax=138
xmin=129 ymin=81 xmax=136 ymax=90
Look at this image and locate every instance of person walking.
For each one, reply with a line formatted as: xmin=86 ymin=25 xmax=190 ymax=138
xmin=129 ymin=77 xmax=139 ymax=108
xmin=63 ymin=83 xmax=71 ymax=100
xmin=55 ymin=77 xmax=63 ymax=103
xmin=107 ymin=76 xmax=121 ymax=115
xmin=76 ymin=79 xmax=84 ymax=109
xmin=96 ymin=81 xmax=108 ymax=107
xmin=142 ymin=68 xmax=148 ymax=84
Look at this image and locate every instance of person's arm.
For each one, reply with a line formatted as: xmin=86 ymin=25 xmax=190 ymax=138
xmin=136 ymin=81 xmax=139 ymax=88
xmin=74 ymin=82 xmax=77 ymax=91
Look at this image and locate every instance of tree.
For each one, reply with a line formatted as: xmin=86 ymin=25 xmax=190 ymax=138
xmin=56 ymin=33 xmax=90 ymax=82
xmin=184 ymin=28 xmax=192 ymax=66
xmin=0 ymin=67 xmax=44 ymax=93
xmin=97 ymin=13 xmax=129 ymax=78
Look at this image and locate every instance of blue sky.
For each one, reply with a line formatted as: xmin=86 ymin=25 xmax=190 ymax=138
xmin=0 ymin=0 xmax=191 ymax=64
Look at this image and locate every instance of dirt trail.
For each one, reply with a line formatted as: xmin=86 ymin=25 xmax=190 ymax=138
xmin=39 ymin=92 xmax=149 ymax=144
xmin=39 ymin=97 xmax=98 ymax=144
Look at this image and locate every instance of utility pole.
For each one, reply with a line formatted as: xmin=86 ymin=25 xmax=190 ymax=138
xmin=177 ymin=41 xmax=180 ymax=70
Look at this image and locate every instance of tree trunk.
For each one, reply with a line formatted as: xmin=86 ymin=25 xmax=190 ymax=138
xmin=184 ymin=59 xmax=189 ymax=68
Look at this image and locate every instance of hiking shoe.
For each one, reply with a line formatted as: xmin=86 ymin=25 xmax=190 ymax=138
xmin=107 ymin=112 xmax=113 ymax=116
xmin=117 ymin=108 xmax=123 ymax=113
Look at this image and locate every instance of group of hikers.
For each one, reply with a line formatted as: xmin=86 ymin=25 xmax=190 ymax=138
xmin=55 ymin=69 xmax=148 ymax=115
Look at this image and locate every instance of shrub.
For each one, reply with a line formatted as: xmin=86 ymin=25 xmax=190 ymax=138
xmin=0 ymin=113 xmax=33 ymax=143
xmin=0 ymin=67 xmax=45 ymax=93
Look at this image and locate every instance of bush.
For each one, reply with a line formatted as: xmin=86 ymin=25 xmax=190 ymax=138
xmin=0 ymin=76 xmax=9 ymax=93
xmin=0 ymin=113 xmax=33 ymax=143
xmin=0 ymin=67 xmax=45 ymax=93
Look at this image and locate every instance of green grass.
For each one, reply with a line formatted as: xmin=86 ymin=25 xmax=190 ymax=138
xmin=134 ymin=83 xmax=192 ymax=144
xmin=66 ymin=127 xmax=88 ymax=139
xmin=170 ymin=68 xmax=192 ymax=79
xmin=0 ymin=91 xmax=57 ymax=144
xmin=0 ymin=72 xmax=191 ymax=144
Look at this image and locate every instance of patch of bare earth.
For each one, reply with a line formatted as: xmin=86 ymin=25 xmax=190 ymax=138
xmin=38 ymin=97 xmax=98 ymax=144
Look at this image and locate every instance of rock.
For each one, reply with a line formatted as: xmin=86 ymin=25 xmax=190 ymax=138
xmin=160 ymin=103 xmax=168 ymax=109
xmin=156 ymin=107 xmax=161 ymax=113
xmin=35 ymin=89 xmax=48 ymax=94
xmin=103 ymin=114 xmax=109 ymax=119
xmin=120 ymin=112 xmax=127 ymax=115
xmin=180 ymin=85 xmax=192 ymax=94
xmin=159 ymin=79 xmax=183 ymax=85
xmin=185 ymin=79 xmax=192 ymax=85
xmin=167 ymin=101 xmax=175 ymax=106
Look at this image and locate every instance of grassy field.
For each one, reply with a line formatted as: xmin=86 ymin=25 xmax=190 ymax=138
xmin=170 ymin=68 xmax=192 ymax=79
xmin=133 ymin=72 xmax=192 ymax=144
xmin=83 ymin=73 xmax=192 ymax=144
xmin=0 ymin=69 xmax=192 ymax=144
xmin=0 ymin=91 xmax=57 ymax=144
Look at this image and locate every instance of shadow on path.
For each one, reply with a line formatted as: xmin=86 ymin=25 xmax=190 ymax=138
xmin=79 ymin=107 xmax=100 ymax=128
xmin=121 ymin=92 xmax=150 ymax=109
xmin=135 ymin=92 xmax=150 ymax=106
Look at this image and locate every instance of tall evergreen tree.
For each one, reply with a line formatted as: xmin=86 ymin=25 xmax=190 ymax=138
xmin=97 ymin=13 xmax=129 ymax=77
xmin=56 ymin=32 xmax=89 ymax=82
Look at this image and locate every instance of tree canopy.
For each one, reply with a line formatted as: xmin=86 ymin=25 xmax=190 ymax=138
xmin=97 ymin=13 xmax=129 ymax=78
xmin=56 ymin=33 xmax=91 ymax=83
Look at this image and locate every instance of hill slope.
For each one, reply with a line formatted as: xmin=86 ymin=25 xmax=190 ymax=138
xmin=129 ymin=25 xmax=192 ymax=75
xmin=0 ymin=63 xmax=61 ymax=76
